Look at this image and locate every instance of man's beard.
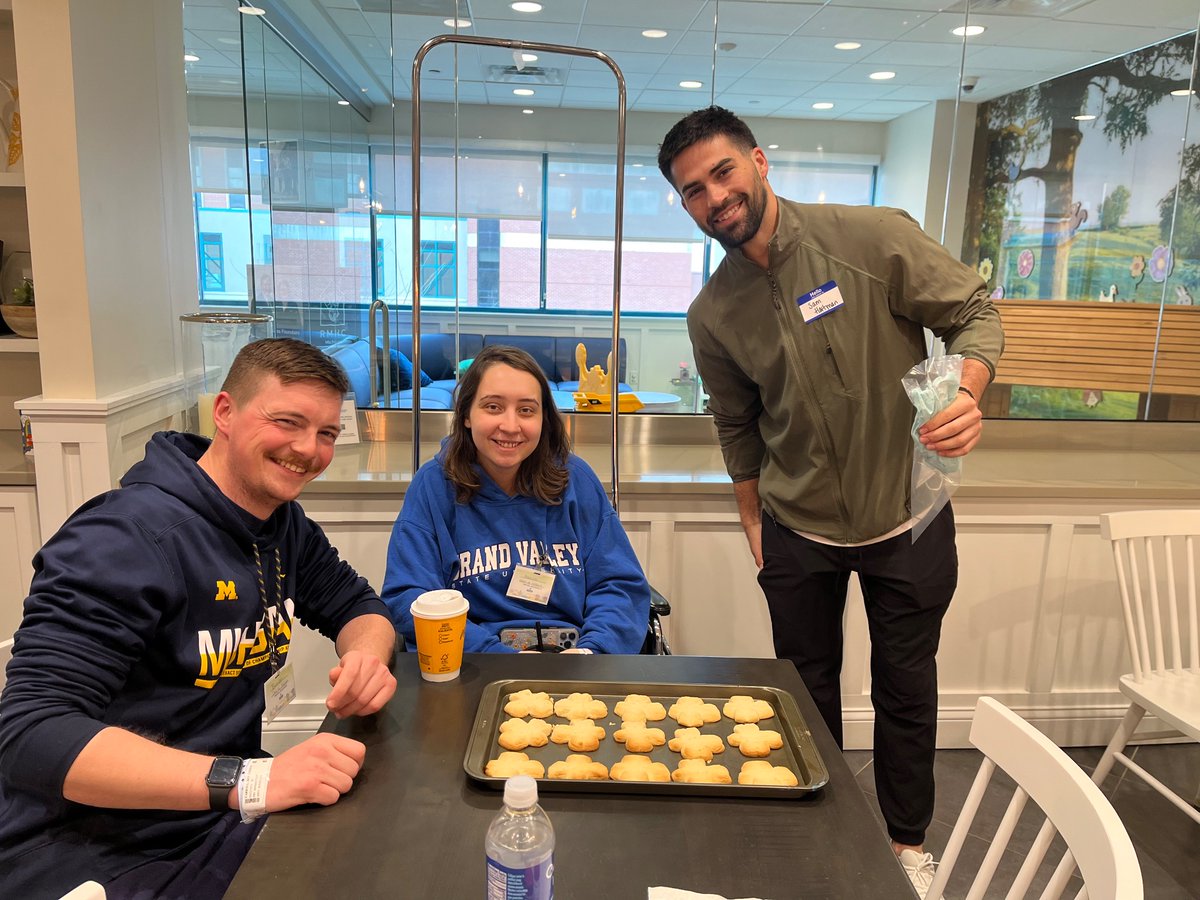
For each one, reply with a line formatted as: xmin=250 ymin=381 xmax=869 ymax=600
xmin=703 ymin=179 xmax=768 ymax=250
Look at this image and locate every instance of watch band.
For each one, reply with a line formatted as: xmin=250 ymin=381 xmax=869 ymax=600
xmin=206 ymin=756 xmax=243 ymax=811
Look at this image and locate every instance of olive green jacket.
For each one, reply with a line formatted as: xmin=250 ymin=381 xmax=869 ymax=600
xmin=687 ymin=200 xmax=1004 ymax=543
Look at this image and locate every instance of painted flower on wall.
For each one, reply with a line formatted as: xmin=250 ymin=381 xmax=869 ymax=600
xmin=1149 ymin=245 xmax=1174 ymax=283
xmin=1017 ymin=249 xmax=1035 ymax=279
xmin=991 ymin=285 xmax=1005 ymax=300
xmin=1130 ymin=254 xmax=1145 ymax=278
xmin=977 ymin=258 xmax=994 ymax=282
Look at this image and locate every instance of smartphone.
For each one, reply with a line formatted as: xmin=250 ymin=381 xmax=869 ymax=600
xmin=499 ymin=626 xmax=579 ymax=652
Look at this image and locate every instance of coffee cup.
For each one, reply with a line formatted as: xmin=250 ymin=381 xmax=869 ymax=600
xmin=410 ymin=589 xmax=470 ymax=682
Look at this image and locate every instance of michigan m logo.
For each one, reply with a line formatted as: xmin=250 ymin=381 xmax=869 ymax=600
xmin=215 ymin=580 xmax=238 ymax=601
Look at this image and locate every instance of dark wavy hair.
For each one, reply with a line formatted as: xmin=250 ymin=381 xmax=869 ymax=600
xmin=657 ymin=105 xmax=759 ymax=188
xmin=442 ymin=345 xmax=571 ymax=505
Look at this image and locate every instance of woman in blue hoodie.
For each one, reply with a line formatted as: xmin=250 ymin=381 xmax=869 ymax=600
xmin=383 ymin=345 xmax=650 ymax=653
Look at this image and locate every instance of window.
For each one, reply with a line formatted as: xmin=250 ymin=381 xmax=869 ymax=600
xmin=421 ymin=239 xmax=456 ymax=299
xmin=199 ymin=233 xmax=225 ymax=292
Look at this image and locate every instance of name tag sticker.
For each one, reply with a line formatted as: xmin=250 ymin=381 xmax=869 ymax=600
xmin=797 ymin=280 xmax=845 ymax=323
xmin=506 ymin=565 xmax=556 ymax=605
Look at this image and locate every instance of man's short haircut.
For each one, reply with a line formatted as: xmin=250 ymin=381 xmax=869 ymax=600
xmin=222 ymin=337 xmax=350 ymax=402
xmin=658 ymin=106 xmax=759 ymax=187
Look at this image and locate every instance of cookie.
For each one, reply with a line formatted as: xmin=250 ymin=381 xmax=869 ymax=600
xmin=737 ymin=760 xmax=798 ymax=786
xmin=610 ymin=754 xmax=671 ymax=783
xmin=672 ymin=758 xmax=733 ymax=784
xmin=485 ymin=751 xmax=546 ymax=778
xmin=553 ymin=692 xmax=608 ymax=720
xmin=667 ymin=727 xmax=726 ymax=761
xmin=547 ymin=754 xmax=609 ymax=781
xmin=726 ymin=723 xmax=785 ymax=758
xmin=722 ymin=695 xmax=775 ymax=724
xmin=613 ymin=693 xmax=667 ymax=722
xmin=497 ymin=717 xmax=554 ymax=751
xmin=667 ymin=696 xmax=721 ymax=727
xmin=504 ymin=689 xmax=554 ymax=719
xmin=550 ymin=718 xmax=606 ymax=752
xmin=613 ymin=720 xmax=667 ymax=753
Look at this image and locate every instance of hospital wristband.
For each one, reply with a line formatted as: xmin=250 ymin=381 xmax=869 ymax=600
xmin=238 ymin=757 xmax=273 ymax=824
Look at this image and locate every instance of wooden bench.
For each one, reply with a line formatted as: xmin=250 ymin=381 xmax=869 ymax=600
xmin=983 ymin=299 xmax=1200 ymax=420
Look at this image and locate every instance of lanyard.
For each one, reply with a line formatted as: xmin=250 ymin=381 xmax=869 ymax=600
xmin=252 ymin=544 xmax=283 ymax=674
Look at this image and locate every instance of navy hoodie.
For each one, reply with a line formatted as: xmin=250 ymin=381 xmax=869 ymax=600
xmin=0 ymin=432 xmax=386 ymax=897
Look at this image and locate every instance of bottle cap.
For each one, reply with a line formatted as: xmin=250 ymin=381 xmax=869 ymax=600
xmin=504 ymin=774 xmax=538 ymax=809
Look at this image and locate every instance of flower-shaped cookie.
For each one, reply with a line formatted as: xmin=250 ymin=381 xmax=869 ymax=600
xmin=667 ymin=727 xmax=726 ymax=761
xmin=550 ymin=718 xmax=607 ymax=752
xmin=667 ymin=696 xmax=720 ymax=727
xmin=671 ymin=758 xmax=733 ymax=784
xmin=737 ymin=760 xmax=798 ymax=787
xmin=497 ymin=717 xmax=554 ymax=751
xmin=613 ymin=693 xmax=666 ymax=722
xmin=722 ymin=695 xmax=775 ymax=724
xmin=553 ymin=692 xmax=608 ymax=720
xmin=548 ymin=754 xmax=609 ymax=781
xmin=610 ymin=754 xmax=671 ymax=783
xmin=485 ymin=751 xmax=545 ymax=778
xmin=504 ymin=689 xmax=554 ymax=719
xmin=727 ymin=723 xmax=784 ymax=758
xmin=613 ymin=720 xmax=667 ymax=753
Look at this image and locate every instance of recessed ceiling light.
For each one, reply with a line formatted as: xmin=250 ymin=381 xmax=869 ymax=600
xmin=337 ymin=99 xmax=350 ymax=106
xmin=513 ymin=88 xmax=535 ymax=96
xmin=679 ymin=80 xmax=703 ymax=89
xmin=237 ymin=5 xmax=266 ymax=15
xmin=521 ymin=52 xmax=539 ymax=63
xmin=522 ymin=108 xmax=534 ymax=114
xmin=218 ymin=37 xmax=241 ymax=45
xmin=952 ymin=25 xmax=986 ymax=37
xmin=1171 ymin=88 xmax=1196 ymax=96
xmin=558 ymin=172 xmax=566 ymax=177
xmin=869 ymin=71 xmax=896 ymax=80
xmin=219 ymin=79 xmax=239 ymax=85
xmin=184 ymin=53 xmax=200 ymax=62
xmin=1072 ymin=114 xmax=1096 ymax=121
xmin=361 ymin=87 xmax=369 ymax=92
xmin=511 ymin=1 xmax=543 ymax=11
xmin=444 ymin=18 xmax=471 ymax=27
xmin=632 ymin=163 xmax=643 ymax=167
xmin=767 ymin=143 xmax=780 ymax=149
xmin=642 ymin=29 xmax=668 ymax=39
xmin=834 ymin=41 xmax=861 ymax=50
xmin=812 ymin=102 xmax=834 ymax=110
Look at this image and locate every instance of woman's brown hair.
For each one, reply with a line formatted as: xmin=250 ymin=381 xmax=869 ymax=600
xmin=442 ymin=345 xmax=571 ymax=505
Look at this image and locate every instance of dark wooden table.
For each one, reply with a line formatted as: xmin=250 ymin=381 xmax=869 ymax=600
xmin=226 ymin=654 xmax=914 ymax=899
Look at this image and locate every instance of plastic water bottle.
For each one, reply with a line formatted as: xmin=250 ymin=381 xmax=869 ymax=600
xmin=485 ymin=775 xmax=555 ymax=899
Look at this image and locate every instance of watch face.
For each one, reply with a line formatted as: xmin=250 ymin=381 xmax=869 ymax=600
xmin=208 ymin=757 xmax=241 ymax=787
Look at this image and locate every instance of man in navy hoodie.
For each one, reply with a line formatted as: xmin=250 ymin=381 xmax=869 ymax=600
xmin=0 ymin=338 xmax=398 ymax=899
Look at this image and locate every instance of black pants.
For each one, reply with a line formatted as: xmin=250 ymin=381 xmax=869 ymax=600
xmin=758 ymin=504 xmax=957 ymax=847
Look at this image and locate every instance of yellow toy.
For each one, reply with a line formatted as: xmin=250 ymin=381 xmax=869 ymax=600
xmin=572 ymin=342 xmax=643 ymax=413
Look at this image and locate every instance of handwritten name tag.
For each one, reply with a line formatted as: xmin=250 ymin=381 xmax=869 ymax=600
xmin=797 ymin=280 xmax=845 ymax=323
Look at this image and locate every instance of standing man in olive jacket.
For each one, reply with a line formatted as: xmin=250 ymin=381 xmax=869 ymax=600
xmin=0 ymin=338 xmax=398 ymax=900
xmin=659 ymin=106 xmax=1003 ymax=897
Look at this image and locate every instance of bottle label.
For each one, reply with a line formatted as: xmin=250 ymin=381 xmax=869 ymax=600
xmin=486 ymin=853 xmax=554 ymax=900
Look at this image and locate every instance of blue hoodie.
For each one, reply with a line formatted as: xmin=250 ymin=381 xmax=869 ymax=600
xmin=0 ymin=432 xmax=386 ymax=898
xmin=383 ymin=453 xmax=649 ymax=654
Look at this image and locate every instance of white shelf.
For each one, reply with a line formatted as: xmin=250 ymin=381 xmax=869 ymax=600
xmin=0 ymin=171 xmax=24 ymax=188
xmin=0 ymin=333 xmax=37 ymax=352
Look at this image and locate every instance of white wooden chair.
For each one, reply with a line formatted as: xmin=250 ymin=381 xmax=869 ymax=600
xmin=1092 ymin=510 xmax=1200 ymax=822
xmin=926 ymin=697 xmax=1142 ymax=900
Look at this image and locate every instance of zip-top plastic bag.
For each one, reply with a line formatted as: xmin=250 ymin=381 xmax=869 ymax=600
xmin=902 ymin=353 xmax=963 ymax=542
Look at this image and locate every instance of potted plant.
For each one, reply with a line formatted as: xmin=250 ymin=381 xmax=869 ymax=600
xmin=0 ymin=274 xmax=36 ymax=338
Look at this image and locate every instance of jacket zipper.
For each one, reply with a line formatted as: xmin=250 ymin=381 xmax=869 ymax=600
xmin=766 ymin=265 xmax=853 ymax=540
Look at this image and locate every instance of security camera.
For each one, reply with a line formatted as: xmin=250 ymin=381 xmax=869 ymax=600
xmin=960 ymin=75 xmax=980 ymax=94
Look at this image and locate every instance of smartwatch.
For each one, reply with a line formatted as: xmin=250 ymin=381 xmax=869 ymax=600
xmin=206 ymin=756 xmax=243 ymax=810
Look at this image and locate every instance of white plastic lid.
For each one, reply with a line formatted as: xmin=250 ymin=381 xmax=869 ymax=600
xmin=410 ymin=588 xmax=469 ymax=620
xmin=504 ymin=774 xmax=538 ymax=809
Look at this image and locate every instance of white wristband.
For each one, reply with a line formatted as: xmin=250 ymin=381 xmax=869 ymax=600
xmin=238 ymin=757 xmax=273 ymax=824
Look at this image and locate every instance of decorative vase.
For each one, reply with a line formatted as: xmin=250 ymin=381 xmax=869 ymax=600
xmin=0 ymin=303 xmax=36 ymax=338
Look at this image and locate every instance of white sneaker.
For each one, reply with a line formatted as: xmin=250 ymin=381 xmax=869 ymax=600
xmin=898 ymin=848 xmax=937 ymax=899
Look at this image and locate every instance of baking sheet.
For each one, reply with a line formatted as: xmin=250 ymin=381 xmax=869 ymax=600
xmin=464 ymin=679 xmax=828 ymax=798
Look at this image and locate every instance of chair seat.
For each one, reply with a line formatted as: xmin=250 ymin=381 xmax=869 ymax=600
xmin=1119 ymin=670 xmax=1200 ymax=740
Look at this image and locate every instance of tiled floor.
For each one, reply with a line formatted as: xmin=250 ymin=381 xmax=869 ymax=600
xmin=843 ymin=741 xmax=1200 ymax=898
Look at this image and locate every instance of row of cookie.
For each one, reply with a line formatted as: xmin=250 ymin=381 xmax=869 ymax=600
xmin=505 ymin=689 xmax=776 ymax=726
xmin=485 ymin=751 xmax=799 ymax=787
xmin=499 ymin=717 xmax=785 ymax=759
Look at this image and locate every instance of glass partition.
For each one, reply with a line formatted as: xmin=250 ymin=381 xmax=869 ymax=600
xmin=182 ymin=0 xmax=1200 ymax=421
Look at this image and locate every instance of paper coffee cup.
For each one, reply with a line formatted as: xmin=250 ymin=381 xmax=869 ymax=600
xmin=410 ymin=589 xmax=469 ymax=682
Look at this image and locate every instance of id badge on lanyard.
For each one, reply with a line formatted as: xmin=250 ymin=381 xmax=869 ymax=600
xmin=506 ymin=539 xmax=556 ymax=605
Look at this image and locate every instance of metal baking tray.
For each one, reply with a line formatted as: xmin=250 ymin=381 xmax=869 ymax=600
xmin=464 ymin=679 xmax=828 ymax=798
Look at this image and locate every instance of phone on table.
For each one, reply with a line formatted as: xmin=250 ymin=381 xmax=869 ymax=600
xmin=499 ymin=624 xmax=579 ymax=652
